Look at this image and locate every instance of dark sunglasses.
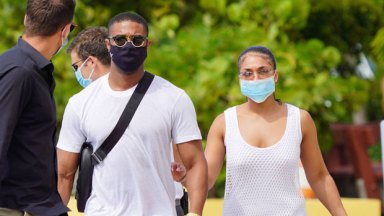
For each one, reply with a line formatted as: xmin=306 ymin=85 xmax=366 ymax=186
xmin=71 ymin=59 xmax=83 ymax=71
xmin=70 ymin=23 xmax=77 ymax=33
xmin=108 ymin=34 xmax=147 ymax=47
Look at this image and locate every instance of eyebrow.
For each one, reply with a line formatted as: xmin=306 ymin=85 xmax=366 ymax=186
xmin=242 ymin=65 xmax=272 ymax=71
xmin=72 ymin=59 xmax=82 ymax=65
xmin=111 ymin=34 xmax=126 ymax=37
xmin=112 ymin=34 xmax=145 ymax=37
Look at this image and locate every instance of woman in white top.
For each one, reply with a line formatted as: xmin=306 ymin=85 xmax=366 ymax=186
xmin=205 ymin=46 xmax=347 ymax=216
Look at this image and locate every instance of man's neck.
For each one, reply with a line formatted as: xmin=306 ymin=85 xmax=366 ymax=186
xmin=108 ymin=64 xmax=145 ymax=91
xmin=94 ymin=65 xmax=111 ymax=80
xmin=22 ymin=34 xmax=58 ymax=60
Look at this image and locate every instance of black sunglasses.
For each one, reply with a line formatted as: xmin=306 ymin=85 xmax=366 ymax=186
xmin=71 ymin=59 xmax=83 ymax=71
xmin=108 ymin=34 xmax=147 ymax=48
xmin=70 ymin=23 xmax=77 ymax=33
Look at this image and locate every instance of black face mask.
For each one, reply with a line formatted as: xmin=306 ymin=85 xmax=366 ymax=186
xmin=110 ymin=43 xmax=147 ymax=74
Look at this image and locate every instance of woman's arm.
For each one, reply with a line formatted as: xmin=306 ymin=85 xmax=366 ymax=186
xmin=300 ymin=110 xmax=347 ymax=216
xmin=205 ymin=113 xmax=226 ymax=190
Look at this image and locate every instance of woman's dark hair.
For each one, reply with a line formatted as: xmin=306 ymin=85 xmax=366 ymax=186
xmin=237 ymin=45 xmax=277 ymax=70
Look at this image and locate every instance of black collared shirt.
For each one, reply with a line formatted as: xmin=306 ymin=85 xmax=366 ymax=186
xmin=0 ymin=38 xmax=68 ymax=215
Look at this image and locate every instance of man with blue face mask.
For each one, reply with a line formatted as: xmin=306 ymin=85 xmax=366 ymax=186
xmin=66 ymin=27 xmax=111 ymax=88
xmin=0 ymin=0 xmax=76 ymax=216
xmin=56 ymin=12 xmax=207 ymax=216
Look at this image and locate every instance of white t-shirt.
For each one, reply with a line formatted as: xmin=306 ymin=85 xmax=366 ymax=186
xmin=174 ymin=182 xmax=184 ymax=200
xmin=57 ymin=73 xmax=201 ymax=216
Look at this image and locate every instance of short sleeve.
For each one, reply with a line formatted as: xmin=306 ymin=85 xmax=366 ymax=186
xmin=56 ymin=100 xmax=86 ymax=153
xmin=171 ymin=91 xmax=202 ymax=144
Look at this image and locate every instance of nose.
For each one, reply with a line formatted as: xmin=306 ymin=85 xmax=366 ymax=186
xmin=251 ymin=72 xmax=264 ymax=80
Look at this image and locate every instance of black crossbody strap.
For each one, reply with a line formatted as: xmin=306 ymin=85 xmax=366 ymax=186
xmin=91 ymin=71 xmax=154 ymax=164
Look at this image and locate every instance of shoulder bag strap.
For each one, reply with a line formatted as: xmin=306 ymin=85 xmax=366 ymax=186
xmin=91 ymin=71 xmax=154 ymax=165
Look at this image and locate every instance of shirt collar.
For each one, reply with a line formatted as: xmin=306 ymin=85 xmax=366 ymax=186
xmin=17 ymin=37 xmax=53 ymax=72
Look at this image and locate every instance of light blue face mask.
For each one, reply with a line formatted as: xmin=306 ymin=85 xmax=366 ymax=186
xmin=240 ymin=76 xmax=275 ymax=103
xmin=53 ymin=29 xmax=69 ymax=57
xmin=60 ymin=37 xmax=69 ymax=51
xmin=75 ymin=58 xmax=94 ymax=88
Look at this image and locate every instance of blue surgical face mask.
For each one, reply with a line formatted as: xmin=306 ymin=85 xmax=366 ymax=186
xmin=53 ymin=29 xmax=69 ymax=57
xmin=75 ymin=58 xmax=94 ymax=88
xmin=61 ymin=37 xmax=68 ymax=49
xmin=240 ymin=76 xmax=275 ymax=103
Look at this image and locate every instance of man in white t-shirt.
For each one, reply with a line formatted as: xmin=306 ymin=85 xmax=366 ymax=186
xmin=56 ymin=11 xmax=208 ymax=216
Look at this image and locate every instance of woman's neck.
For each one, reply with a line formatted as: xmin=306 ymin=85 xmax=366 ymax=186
xmin=242 ymin=97 xmax=282 ymax=117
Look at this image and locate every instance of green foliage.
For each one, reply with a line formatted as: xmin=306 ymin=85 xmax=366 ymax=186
xmin=199 ymin=0 xmax=227 ymax=15
xmin=368 ymin=143 xmax=382 ymax=162
xmin=302 ymin=0 xmax=384 ymax=77
xmin=0 ymin=0 xmax=25 ymax=49
xmin=371 ymin=27 xmax=384 ymax=64
xmin=303 ymin=0 xmax=384 ymax=53
xmin=1 ymin=0 xmax=383 ymax=198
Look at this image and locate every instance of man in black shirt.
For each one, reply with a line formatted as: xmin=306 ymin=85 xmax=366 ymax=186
xmin=0 ymin=0 xmax=76 ymax=215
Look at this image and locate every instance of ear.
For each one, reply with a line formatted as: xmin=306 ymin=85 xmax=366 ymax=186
xmin=57 ymin=23 xmax=70 ymax=40
xmin=88 ymin=56 xmax=97 ymax=66
xmin=274 ymin=70 xmax=279 ymax=82
xmin=63 ymin=23 xmax=71 ymax=37
xmin=147 ymin=39 xmax=152 ymax=48
xmin=24 ymin=15 xmax=28 ymax=26
xmin=105 ymin=38 xmax=111 ymax=52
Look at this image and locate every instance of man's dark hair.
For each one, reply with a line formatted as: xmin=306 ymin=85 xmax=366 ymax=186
xmin=237 ymin=45 xmax=277 ymax=70
xmin=108 ymin=12 xmax=149 ymax=36
xmin=67 ymin=27 xmax=111 ymax=66
xmin=24 ymin=0 xmax=76 ymax=36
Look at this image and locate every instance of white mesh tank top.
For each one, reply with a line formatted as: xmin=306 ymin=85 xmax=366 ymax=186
xmin=222 ymin=104 xmax=307 ymax=216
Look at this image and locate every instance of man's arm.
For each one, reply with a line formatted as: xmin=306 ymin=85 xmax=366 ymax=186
xmin=171 ymin=144 xmax=187 ymax=184
xmin=55 ymin=96 xmax=86 ymax=205
xmin=176 ymin=140 xmax=208 ymax=216
xmin=57 ymin=148 xmax=79 ymax=205
xmin=0 ymin=67 xmax=32 ymax=182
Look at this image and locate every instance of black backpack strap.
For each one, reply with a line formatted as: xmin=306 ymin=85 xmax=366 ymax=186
xmin=91 ymin=71 xmax=154 ymax=165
